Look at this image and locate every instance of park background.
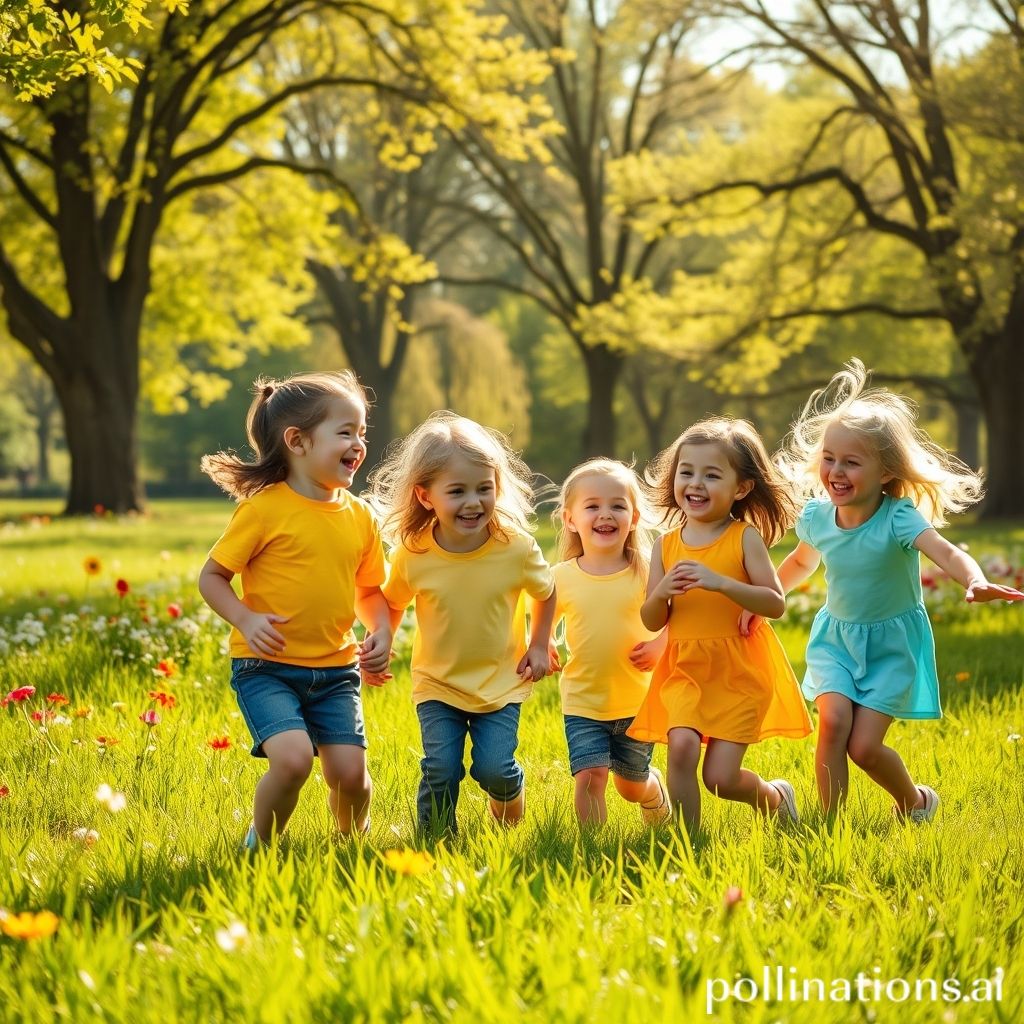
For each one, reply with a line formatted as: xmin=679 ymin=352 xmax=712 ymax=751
xmin=1 ymin=1 xmax=1023 ymax=1021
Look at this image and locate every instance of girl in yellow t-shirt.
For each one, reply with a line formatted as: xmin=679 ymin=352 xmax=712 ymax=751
xmin=198 ymin=371 xmax=393 ymax=850
xmin=627 ymin=418 xmax=812 ymax=833
xmin=371 ymin=412 xmax=556 ymax=835
xmin=550 ymin=458 xmax=670 ymax=828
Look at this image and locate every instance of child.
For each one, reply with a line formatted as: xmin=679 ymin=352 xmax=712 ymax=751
xmin=370 ymin=412 xmax=556 ymax=834
xmin=771 ymin=360 xmax=1023 ymax=820
xmin=628 ymin=418 xmax=812 ymax=832
xmin=550 ymin=458 xmax=671 ymax=827
xmin=198 ymin=371 xmax=393 ymax=849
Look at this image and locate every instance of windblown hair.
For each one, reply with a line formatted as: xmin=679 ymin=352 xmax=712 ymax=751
xmin=647 ymin=417 xmax=799 ymax=546
xmin=200 ymin=370 xmax=368 ymax=500
xmin=776 ymin=359 xmax=983 ymax=526
xmin=368 ymin=411 xmax=536 ymax=550
xmin=552 ymin=458 xmax=655 ymax=580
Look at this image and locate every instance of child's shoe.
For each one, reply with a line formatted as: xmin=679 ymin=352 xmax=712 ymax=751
xmin=640 ymin=767 xmax=672 ymax=825
xmin=239 ymin=823 xmax=262 ymax=852
xmin=906 ymin=785 xmax=940 ymax=823
xmin=769 ymin=779 xmax=799 ymax=824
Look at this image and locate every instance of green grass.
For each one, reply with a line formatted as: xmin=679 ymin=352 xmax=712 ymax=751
xmin=1 ymin=500 xmax=1022 ymax=1023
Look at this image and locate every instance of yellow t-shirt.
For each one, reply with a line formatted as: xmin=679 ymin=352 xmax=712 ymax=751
xmin=208 ymin=482 xmax=386 ymax=667
xmin=383 ymin=530 xmax=555 ymax=712
xmin=551 ymin=559 xmax=657 ymax=720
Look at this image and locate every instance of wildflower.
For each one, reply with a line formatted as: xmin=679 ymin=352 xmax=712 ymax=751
xmin=215 ymin=921 xmax=249 ymax=952
xmin=0 ymin=909 xmax=59 ymax=940
xmin=95 ymin=783 xmax=127 ymax=812
xmin=6 ymin=686 xmax=35 ymax=703
xmin=74 ymin=706 xmax=93 ymax=719
xmin=30 ymin=710 xmax=55 ymax=722
xmin=383 ymin=849 xmax=435 ymax=876
xmin=148 ymin=691 xmax=177 ymax=709
xmin=207 ymin=736 xmax=232 ymax=750
xmin=93 ymin=504 xmax=105 ymax=517
xmin=115 ymin=579 xmax=130 ymax=597
xmin=46 ymin=693 xmax=70 ymax=706
xmin=1008 ymin=734 xmax=1022 ymax=743
xmin=955 ymin=672 xmax=970 ymax=683
xmin=723 ymin=886 xmax=744 ymax=911
xmin=83 ymin=556 xmax=102 ymax=576
xmin=139 ymin=710 xmax=161 ymax=727
xmin=0 ymin=786 xmax=9 ymax=798
xmin=52 ymin=715 xmax=72 ymax=726
xmin=153 ymin=659 xmax=177 ymax=679
xmin=71 ymin=828 xmax=100 ymax=846
xmin=95 ymin=736 xmax=119 ymax=748
xmin=167 ymin=603 xmax=182 ymax=619
xmin=111 ymin=702 xmax=127 ymax=712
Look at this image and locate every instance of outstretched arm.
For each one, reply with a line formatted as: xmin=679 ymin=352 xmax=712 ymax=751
xmin=915 ymin=530 xmax=1024 ymax=603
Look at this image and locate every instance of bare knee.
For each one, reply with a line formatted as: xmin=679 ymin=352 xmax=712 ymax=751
xmin=847 ymin=735 xmax=881 ymax=770
xmin=817 ymin=706 xmax=853 ymax=746
xmin=268 ymin=748 xmax=314 ymax=786
xmin=702 ymin=762 xmax=740 ymax=797
xmin=667 ymin=729 xmax=701 ymax=775
xmin=575 ymin=767 xmax=609 ymax=794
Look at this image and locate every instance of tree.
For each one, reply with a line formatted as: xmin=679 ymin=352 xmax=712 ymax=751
xmin=619 ymin=1 xmax=1024 ymax=514
xmin=0 ymin=0 xmax=558 ymax=513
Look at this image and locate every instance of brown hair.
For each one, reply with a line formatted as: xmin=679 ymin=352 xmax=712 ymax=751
xmin=647 ymin=417 xmax=798 ymax=546
xmin=200 ymin=370 xmax=368 ymax=499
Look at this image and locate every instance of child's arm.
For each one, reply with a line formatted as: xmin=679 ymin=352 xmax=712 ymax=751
xmin=642 ymin=536 xmax=687 ymax=630
xmin=738 ymin=540 xmax=820 ymax=636
xmin=518 ymin=587 xmax=558 ymax=682
xmin=676 ymin=528 xmax=785 ymax=618
xmin=354 ymin=586 xmax=396 ymax=686
xmin=197 ymin=557 xmax=289 ymax=656
xmin=914 ymin=530 xmax=1024 ymax=603
xmin=628 ymin=627 xmax=668 ymax=671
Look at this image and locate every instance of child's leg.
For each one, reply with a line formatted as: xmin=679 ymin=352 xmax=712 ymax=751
xmin=564 ymin=715 xmax=613 ymax=826
xmin=416 ymin=701 xmax=470 ymax=833
xmin=814 ymin=693 xmax=855 ymax=813
xmin=575 ymin=767 xmax=610 ymax=825
xmin=319 ymin=744 xmax=371 ymax=835
xmin=701 ymin=739 xmax=782 ymax=812
xmin=609 ymin=728 xmax=669 ymax=822
xmin=846 ymin=706 xmax=922 ymax=813
xmin=666 ymin=727 xmax=703 ymax=830
xmin=468 ymin=704 xmax=525 ymax=825
xmin=254 ymin=730 xmax=315 ymax=841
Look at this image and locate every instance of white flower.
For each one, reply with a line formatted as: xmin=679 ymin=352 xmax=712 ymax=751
xmin=1008 ymin=733 xmax=1022 ymax=743
xmin=95 ymin=783 xmax=127 ymax=812
xmin=215 ymin=921 xmax=249 ymax=952
xmin=72 ymin=828 xmax=100 ymax=846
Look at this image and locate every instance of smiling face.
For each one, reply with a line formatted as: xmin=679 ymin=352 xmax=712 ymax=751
xmin=819 ymin=422 xmax=891 ymax=516
xmin=415 ymin=451 xmax=497 ymax=551
xmin=287 ymin=395 xmax=367 ymax=498
xmin=564 ymin=473 xmax=638 ymax=559
xmin=673 ymin=442 xmax=752 ymax=523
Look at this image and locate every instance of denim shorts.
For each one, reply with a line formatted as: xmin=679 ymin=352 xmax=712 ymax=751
xmin=230 ymin=658 xmax=366 ymax=757
xmin=563 ymin=714 xmax=654 ymax=781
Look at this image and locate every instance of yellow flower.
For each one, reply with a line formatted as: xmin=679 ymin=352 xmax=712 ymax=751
xmin=955 ymin=671 xmax=970 ymax=683
xmin=83 ymin=556 xmax=102 ymax=576
xmin=0 ymin=909 xmax=59 ymax=940
xmin=383 ymin=849 xmax=435 ymax=876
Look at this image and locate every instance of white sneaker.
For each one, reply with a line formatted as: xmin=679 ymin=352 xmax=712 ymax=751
xmin=640 ymin=767 xmax=672 ymax=825
xmin=907 ymin=785 xmax=940 ymax=823
xmin=769 ymin=779 xmax=799 ymax=824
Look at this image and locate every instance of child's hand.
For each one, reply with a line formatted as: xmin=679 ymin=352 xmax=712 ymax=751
xmin=517 ymin=644 xmax=550 ymax=682
xmin=965 ymin=579 xmax=1024 ymax=603
xmin=675 ymin=560 xmax=724 ymax=593
xmin=547 ymin=641 xmax=562 ymax=673
xmin=628 ymin=640 xmax=661 ymax=671
xmin=652 ymin=562 xmax=692 ymax=601
xmin=358 ymin=628 xmax=393 ymax=676
xmin=738 ymin=610 xmax=761 ymax=637
xmin=239 ymin=610 xmax=289 ymax=656
xmin=360 ymin=669 xmax=390 ymax=688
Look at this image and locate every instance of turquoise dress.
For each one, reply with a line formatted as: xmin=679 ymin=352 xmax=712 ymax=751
xmin=796 ymin=495 xmax=940 ymax=719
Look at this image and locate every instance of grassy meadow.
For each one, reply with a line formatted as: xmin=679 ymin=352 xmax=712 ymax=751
xmin=0 ymin=499 xmax=1022 ymax=1023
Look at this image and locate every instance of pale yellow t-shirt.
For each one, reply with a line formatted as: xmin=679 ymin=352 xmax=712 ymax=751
xmin=383 ymin=530 xmax=555 ymax=713
xmin=208 ymin=482 xmax=385 ymax=667
xmin=551 ymin=559 xmax=657 ymax=720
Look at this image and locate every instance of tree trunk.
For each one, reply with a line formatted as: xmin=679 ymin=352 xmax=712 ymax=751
xmin=969 ymin=326 xmax=1024 ymax=518
xmin=36 ymin=411 xmax=52 ymax=485
xmin=953 ymin=398 xmax=980 ymax=472
xmin=577 ymin=341 xmax=625 ymax=458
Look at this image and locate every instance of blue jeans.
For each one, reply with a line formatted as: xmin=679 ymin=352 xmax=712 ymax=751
xmin=563 ymin=714 xmax=653 ymax=781
xmin=415 ymin=700 xmax=524 ymax=832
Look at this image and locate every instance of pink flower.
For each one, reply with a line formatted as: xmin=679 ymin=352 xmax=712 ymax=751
xmin=723 ymin=886 xmax=744 ymax=911
xmin=6 ymin=686 xmax=36 ymax=703
xmin=139 ymin=710 xmax=161 ymax=727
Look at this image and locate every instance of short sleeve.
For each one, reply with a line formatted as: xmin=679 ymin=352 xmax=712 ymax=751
xmin=208 ymin=500 xmax=264 ymax=574
xmin=522 ymin=536 xmax=555 ymax=600
xmin=890 ymin=497 xmax=932 ymax=551
xmin=795 ymin=500 xmax=822 ymax=547
xmin=354 ymin=512 xmax=386 ymax=587
xmin=382 ymin=544 xmax=415 ymax=611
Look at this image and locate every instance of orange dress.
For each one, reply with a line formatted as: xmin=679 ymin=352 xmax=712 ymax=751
xmin=627 ymin=521 xmax=812 ymax=745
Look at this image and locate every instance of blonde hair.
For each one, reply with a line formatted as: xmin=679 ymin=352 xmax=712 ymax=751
xmin=368 ymin=411 xmax=536 ymax=550
xmin=553 ymin=458 xmax=655 ymax=580
xmin=200 ymin=370 xmax=368 ymax=500
xmin=647 ymin=417 xmax=799 ymax=546
xmin=776 ymin=360 xmax=983 ymax=526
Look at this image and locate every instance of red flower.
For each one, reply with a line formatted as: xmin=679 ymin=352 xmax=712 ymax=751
xmin=148 ymin=690 xmax=177 ymax=709
xmin=139 ymin=710 xmax=161 ymax=726
xmin=93 ymin=504 xmax=105 ymax=516
xmin=6 ymin=686 xmax=36 ymax=703
xmin=95 ymin=736 xmax=119 ymax=748
xmin=167 ymin=603 xmax=182 ymax=619
xmin=153 ymin=659 xmax=177 ymax=678
xmin=46 ymin=693 xmax=70 ymax=706
xmin=207 ymin=736 xmax=232 ymax=750
xmin=0 ymin=785 xmax=10 ymax=798
xmin=115 ymin=579 xmax=130 ymax=596
xmin=31 ymin=709 xmax=54 ymax=722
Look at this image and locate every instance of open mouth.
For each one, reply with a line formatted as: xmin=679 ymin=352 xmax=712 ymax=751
xmin=829 ymin=482 xmax=852 ymax=496
xmin=341 ymin=457 xmax=361 ymax=472
xmin=593 ymin=525 xmax=618 ymax=535
xmin=685 ymin=494 xmax=709 ymax=509
xmin=457 ymin=513 xmax=484 ymax=526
